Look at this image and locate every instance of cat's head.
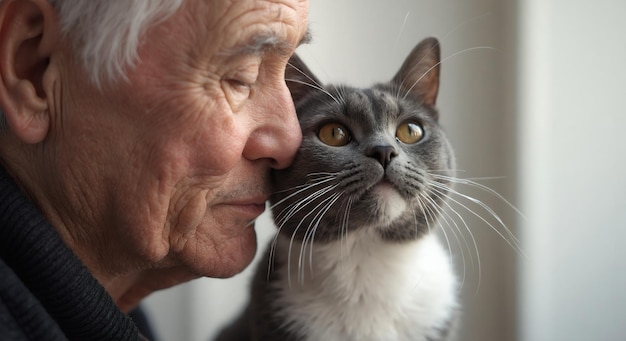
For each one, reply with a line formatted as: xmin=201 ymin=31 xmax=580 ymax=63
xmin=270 ymin=38 xmax=455 ymax=243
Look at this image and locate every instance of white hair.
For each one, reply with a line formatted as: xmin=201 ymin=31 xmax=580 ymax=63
xmin=0 ymin=0 xmax=184 ymax=130
xmin=50 ymin=0 xmax=184 ymax=86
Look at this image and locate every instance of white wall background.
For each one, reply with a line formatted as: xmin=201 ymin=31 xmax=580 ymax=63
xmin=143 ymin=1 xmax=626 ymax=340
xmin=518 ymin=1 xmax=626 ymax=341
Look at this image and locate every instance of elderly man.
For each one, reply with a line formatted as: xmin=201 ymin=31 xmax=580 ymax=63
xmin=0 ymin=0 xmax=309 ymax=339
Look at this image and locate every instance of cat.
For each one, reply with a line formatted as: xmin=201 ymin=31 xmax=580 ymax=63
xmin=216 ymin=37 xmax=458 ymax=341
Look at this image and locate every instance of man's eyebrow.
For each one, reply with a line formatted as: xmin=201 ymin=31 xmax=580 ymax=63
xmin=226 ymin=27 xmax=312 ymax=57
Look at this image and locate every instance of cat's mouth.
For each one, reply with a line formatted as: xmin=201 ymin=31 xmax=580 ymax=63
xmin=372 ymin=180 xmax=396 ymax=196
xmin=368 ymin=180 xmax=408 ymax=222
xmin=371 ymin=179 xmax=404 ymax=200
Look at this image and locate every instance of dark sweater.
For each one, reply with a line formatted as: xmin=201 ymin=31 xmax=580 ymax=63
xmin=0 ymin=165 xmax=142 ymax=340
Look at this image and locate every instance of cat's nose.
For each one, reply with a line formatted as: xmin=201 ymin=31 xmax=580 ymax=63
xmin=367 ymin=145 xmax=398 ymax=169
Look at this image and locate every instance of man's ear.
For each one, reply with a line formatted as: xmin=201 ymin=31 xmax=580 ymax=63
xmin=0 ymin=0 xmax=60 ymax=144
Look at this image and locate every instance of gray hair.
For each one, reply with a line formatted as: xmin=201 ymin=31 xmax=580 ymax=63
xmin=0 ymin=0 xmax=184 ymax=131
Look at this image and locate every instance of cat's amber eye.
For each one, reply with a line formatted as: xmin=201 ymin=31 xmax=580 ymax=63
xmin=318 ymin=123 xmax=351 ymax=146
xmin=396 ymin=122 xmax=424 ymax=144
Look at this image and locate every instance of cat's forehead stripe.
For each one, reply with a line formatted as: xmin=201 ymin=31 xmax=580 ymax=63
xmin=347 ymin=88 xmax=399 ymax=126
xmin=341 ymin=90 xmax=372 ymax=125
xmin=372 ymin=89 xmax=400 ymax=117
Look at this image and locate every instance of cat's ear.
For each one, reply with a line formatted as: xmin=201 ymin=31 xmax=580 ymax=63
xmin=285 ymin=53 xmax=322 ymax=104
xmin=392 ymin=37 xmax=441 ymax=108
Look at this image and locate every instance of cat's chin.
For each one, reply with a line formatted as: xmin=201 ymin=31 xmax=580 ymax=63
xmin=371 ymin=181 xmax=407 ymax=223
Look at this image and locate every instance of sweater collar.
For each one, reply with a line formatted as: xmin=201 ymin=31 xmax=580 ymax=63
xmin=0 ymin=165 xmax=139 ymax=340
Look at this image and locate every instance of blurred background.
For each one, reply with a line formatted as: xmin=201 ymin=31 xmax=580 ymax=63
xmin=143 ymin=0 xmax=626 ymax=340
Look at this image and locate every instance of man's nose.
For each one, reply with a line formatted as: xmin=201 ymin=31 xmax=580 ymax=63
xmin=242 ymin=83 xmax=302 ymax=169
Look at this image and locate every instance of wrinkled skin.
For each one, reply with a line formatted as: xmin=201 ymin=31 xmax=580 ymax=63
xmin=0 ymin=0 xmax=308 ymax=311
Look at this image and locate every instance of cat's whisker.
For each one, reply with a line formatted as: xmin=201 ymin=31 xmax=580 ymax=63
xmin=248 ymin=177 xmax=334 ymax=232
xmin=411 ymin=207 xmax=420 ymax=237
xmin=306 ymin=172 xmax=341 ymax=178
xmin=418 ymin=191 xmax=455 ymax=272
xmin=426 ymin=178 xmax=527 ymax=259
xmin=298 ymin=193 xmax=337 ymax=274
xmin=464 ymin=176 xmax=505 ymax=181
xmin=286 ymin=78 xmax=340 ymax=104
xmin=393 ymin=36 xmax=442 ymax=102
xmin=285 ymin=210 xmax=314 ymax=288
xmin=429 ymin=173 xmax=527 ymax=221
xmin=267 ymin=240 xmax=275 ymax=281
xmin=299 ymin=192 xmax=343 ymax=284
xmin=339 ymin=197 xmax=353 ymax=267
xmin=269 ymin=173 xmax=342 ymax=286
xmin=334 ymin=85 xmax=348 ymax=107
xmin=271 ymin=184 xmax=330 ymax=219
xmin=285 ymin=190 xmax=342 ymax=287
xmin=273 ymin=183 xmax=338 ymax=229
xmin=426 ymin=186 xmax=482 ymax=294
xmin=432 ymin=190 xmax=478 ymax=271
xmin=269 ymin=176 xmax=335 ymax=206
xmin=286 ymin=61 xmax=338 ymax=103
xmin=271 ymin=178 xmax=332 ymax=194
xmin=287 ymin=62 xmax=323 ymax=87
xmin=415 ymin=194 xmax=432 ymax=235
xmin=439 ymin=12 xmax=493 ymax=46
xmin=440 ymin=195 xmax=480 ymax=289
xmin=426 ymin=169 xmax=467 ymax=176
xmin=272 ymin=184 xmax=338 ymax=287
xmin=391 ymin=11 xmax=411 ymax=57
xmin=401 ymin=46 xmax=498 ymax=101
xmin=421 ymin=188 xmax=471 ymax=290
xmin=397 ymin=10 xmax=493 ymax=98
xmin=440 ymin=181 xmax=523 ymax=249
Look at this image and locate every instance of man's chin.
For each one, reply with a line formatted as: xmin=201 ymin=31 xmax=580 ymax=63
xmin=203 ymin=226 xmax=258 ymax=278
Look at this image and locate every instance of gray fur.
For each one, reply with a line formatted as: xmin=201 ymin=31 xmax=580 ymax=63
xmin=215 ymin=37 xmax=457 ymax=341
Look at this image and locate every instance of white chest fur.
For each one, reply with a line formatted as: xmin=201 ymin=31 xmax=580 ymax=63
xmin=271 ymin=231 xmax=457 ymax=341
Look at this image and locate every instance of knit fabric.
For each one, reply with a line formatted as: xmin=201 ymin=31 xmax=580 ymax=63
xmin=0 ymin=165 xmax=140 ymax=340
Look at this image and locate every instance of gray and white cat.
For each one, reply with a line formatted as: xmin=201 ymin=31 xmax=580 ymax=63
xmin=217 ymin=37 xmax=458 ymax=341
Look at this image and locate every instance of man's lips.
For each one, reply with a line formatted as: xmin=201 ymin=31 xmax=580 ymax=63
xmin=221 ymin=197 xmax=268 ymax=219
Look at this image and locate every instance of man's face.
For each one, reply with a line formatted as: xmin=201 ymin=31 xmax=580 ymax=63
xmin=55 ymin=0 xmax=308 ymax=278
